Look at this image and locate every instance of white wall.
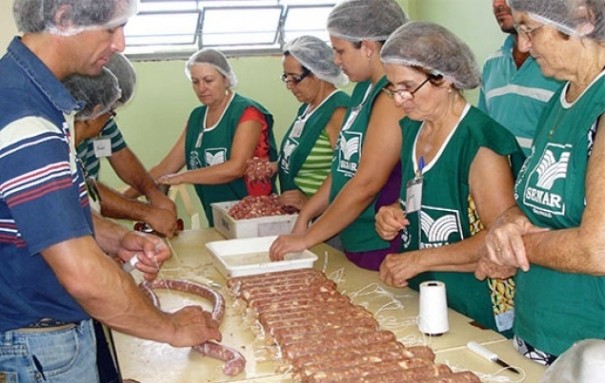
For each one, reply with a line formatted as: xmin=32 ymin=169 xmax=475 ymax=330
xmin=0 ymin=0 xmax=507 ymax=228
xmin=1 ymin=1 xmax=17 ymax=51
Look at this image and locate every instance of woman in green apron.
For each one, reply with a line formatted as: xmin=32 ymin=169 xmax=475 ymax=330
xmin=478 ymin=0 xmax=605 ymax=365
xmin=270 ymin=0 xmax=408 ymax=271
xmin=151 ymin=49 xmax=278 ymax=226
xmin=278 ymin=35 xmax=350 ymax=211
xmin=376 ymin=21 xmax=525 ymax=334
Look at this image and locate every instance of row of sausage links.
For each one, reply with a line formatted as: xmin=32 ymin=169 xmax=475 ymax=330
xmin=228 ymin=269 xmax=480 ymax=383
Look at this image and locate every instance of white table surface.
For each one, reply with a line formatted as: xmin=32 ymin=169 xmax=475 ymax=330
xmin=113 ymin=229 xmax=545 ymax=382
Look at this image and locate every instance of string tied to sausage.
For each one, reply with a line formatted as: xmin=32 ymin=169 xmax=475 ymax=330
xmin=139 ymin=279 xmax=246 ymax=376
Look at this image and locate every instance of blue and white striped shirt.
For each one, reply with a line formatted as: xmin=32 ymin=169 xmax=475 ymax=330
xmin=478 ymin=35 xmax=563 ymax=155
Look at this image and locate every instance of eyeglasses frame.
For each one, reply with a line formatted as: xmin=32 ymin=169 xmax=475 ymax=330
xmin=280 ymin=67 xmax=312 ymax=85
xmin=382 ymin=74 xmax=443 ymax=99
xmin=514 ymin=23 xmax=545 ymax=41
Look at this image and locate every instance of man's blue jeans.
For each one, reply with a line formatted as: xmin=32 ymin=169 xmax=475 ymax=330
xmin=0 ymin=319 xmax=99 ymax=382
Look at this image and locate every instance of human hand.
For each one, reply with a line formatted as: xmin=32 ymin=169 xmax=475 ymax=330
xmin=279 ymin=190 xmax=308 ymax=211
xmin=269 ymin=234 xmax=309 ymax=261
xmin=474 ymin=256 xmax=517 ymax=281
xmin=150 ymin=192 xmax=177 ymax=215
xmin=379 ymin=252 xmax=421 ymax=287
xmin=145 ymin=207 xmax=179 ymax=238
xmin=118 ymin=231 xmax=171 ymax=280
xmin=485 ymin=208 xmax=549 ymax=272
xmin=167 ymin=306 xmax=221 ymax=347
xmin=157 ymin=173 xmax=182 ymax=186
xmin=375 ymin=203 xmax=408 ymax=241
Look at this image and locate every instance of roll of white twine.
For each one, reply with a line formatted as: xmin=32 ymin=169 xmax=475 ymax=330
xmin=417 ymin=280 xmax=449 ymax=336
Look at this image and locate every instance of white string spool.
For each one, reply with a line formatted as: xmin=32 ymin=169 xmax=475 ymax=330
xmin=418 ymin=280 xmax=449 ymax=336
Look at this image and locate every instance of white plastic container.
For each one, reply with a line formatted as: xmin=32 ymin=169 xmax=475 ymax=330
xmin=205 ymin=236 xmax=317 ymax=278
xmin=211 ymin=201 xmax=298 ymax=239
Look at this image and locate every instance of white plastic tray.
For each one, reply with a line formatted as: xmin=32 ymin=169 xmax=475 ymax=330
xmin=205 ymin=236 xmax=317 ymax=278
xmin=211 ymin=201 xmax=298 ymax=239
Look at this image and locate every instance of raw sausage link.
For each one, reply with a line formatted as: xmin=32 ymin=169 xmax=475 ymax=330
xmin=283 ymin=330 xmax=396 ymax=360
xmin=253 ymin=293 xmax=349 ymax=314
xmin=139 ymin=279 xmax=245 ymax=376
xmin=292 ymin=341 xmax=407 ymax=370
xmin=260 ymin=303 xmax=372 ymax=325
xmin=236 ymin=273 xmax=329 ymax=295
xmin=358 ymin=364 xmax=452 ymax=383
xmin=140 ymin=279 xmax=225 ymax=321
xmin=240 ymin=278 xmax=336 ymax=300
xmin=258 ymin=301 xmax=352 ymax=324
xmin=306 ymin=358 xmax=436 ymax=383
xmin=193 ymin=342 xmax=246 ymax=376
xmin=407 ymin=345 xmax=436 ymax=361
xmin=267 ymin=312 xmax=378 ymax=335
xmin=278 ymin=325 xmax=378 ymax=347
xmin=297 ymin=347 xmax=433 ymax=379
xmin=248 ymin=287 xmax=340 ymax=308
xmin=245 ymin=282 xmax=337 ymax=305
xmin=254 ymin=296 xmax=350 ymax=316
xmin=228 ymin=268 xmax=321 ymax=289
xmin=273 ymin=323 xmax=378 ymax=345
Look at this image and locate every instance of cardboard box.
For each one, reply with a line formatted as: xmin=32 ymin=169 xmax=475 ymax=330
xmin=205 ymin=236 xmax=317 ymax=278
xmin=211 ymin=201 xmax=298 ymax=239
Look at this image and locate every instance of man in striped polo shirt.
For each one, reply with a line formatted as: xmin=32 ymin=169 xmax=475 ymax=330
xmin=0 ymin=1 xmax=220 ymax=381
xmin=76 ymin=53 xmax=179 ymax=238
xmin=478 ymin=0 xmax=562 ymax=155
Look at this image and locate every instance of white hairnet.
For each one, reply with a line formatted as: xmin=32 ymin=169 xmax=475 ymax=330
xmin=508 ymin=0 xmax=605 ymax=41
xmin=63 ymin=68 xmax=121 ymax=121
xmin=327 ymin=0 xmax=408 ymax=42
xmin=13 ymin=0 xmax=138 ymax=36
xmin=540 ymin=339 xmax=605 ymax=383
xmin=105 ymin=52 xmax=136 ymax=107
xmin=184 ymin=48 xmax=238 ymax=88
xmin=381 ymin=21 xmax=481 ymax=90
xmin=284 ymin=35 xmax=348 ymax=87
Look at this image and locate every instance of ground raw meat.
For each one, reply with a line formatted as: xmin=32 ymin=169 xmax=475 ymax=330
xmin=228 ymin=194 xmax=297 ymax=219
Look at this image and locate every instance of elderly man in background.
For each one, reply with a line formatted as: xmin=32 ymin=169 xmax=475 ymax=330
xmin=478 ymin=0 xmax=562 ymax=155
xmin=0 ymin=1 xmax=220 ymax=382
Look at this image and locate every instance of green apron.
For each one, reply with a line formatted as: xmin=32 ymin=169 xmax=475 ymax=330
xmin=514 ymin=74 xmax=605 ymax=356
xmin=401 ymin=105 xmax=524 ymax=333
xmin=328 ymin=77 xmax=395 ymax=252
xmin=184 ymin=93 xmax=277 ymax=226
xmin=278 ymin=90 xmax=350 ymax=192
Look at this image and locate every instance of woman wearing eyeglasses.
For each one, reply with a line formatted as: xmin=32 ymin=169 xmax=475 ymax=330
xmin=270 ymin=0 xmax=407 ymax=270
xmin=475 ymin=0 xmax=605 ymax=364
xmin=277 ymin=35 xmax=350 ymax=212
xmin=375 ymin=21 xmax=524 ymax=334
xmin=151 ymin=48 xmax=278 ymax=227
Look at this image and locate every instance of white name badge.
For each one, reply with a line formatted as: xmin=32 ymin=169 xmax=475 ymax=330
xmin=291 ymin=119 xmax=305 ymax=138
xmin=93 ymin=138 xmax=112 ymax=158
xmin=405 ymin=176 xmax=423 ymax=214
xmin=341 ymin=106 xmax=361 ymax=131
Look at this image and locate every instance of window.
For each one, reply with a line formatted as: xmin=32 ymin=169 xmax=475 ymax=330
xmin=125 ymin=0 xmax=337 ymax=60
